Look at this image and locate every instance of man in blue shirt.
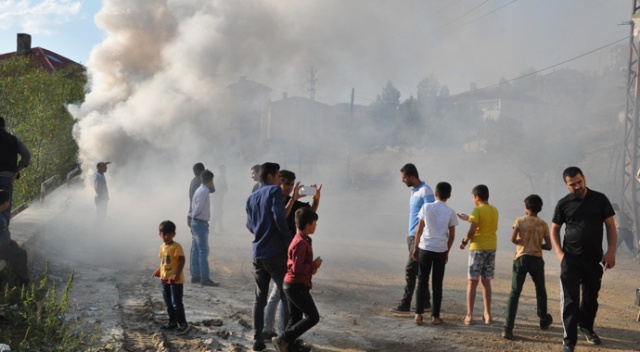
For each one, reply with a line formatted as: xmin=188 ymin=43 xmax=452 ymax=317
xmin=393 ymin=163 xmax=435 ymax=312
xmin=246 ymin=162 xmax=291 ymax=352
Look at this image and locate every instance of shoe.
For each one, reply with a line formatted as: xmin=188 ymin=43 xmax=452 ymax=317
xmin=191 ymin=277 xmax=201 ymax=283
xmin=159 ymin=323 xmax=178 ymax=330
xmin=176 ymin=323 xmax=191 ymax=335
xmin=540 ymin=313 xmax=553 ymax=330
xmin=252 ymin=340 xmax=266 ymax=352
xmin=579 ymin=326 xmax=601 ymax=345
xmin=292 ymin=339 xmax=312 ymax=352
xmin=501 ymin=327 xmax=514 ymax=340
xmin=201 ymin=279 xmax=220 ymax=287
xmin=262 ymin=330 xmax=277 ymax=340
xmin=272 ymin=336 xmax=289 ymax=352
xmin=562 ymin=344 xmax=575 ymax=352
xmin=391 ymin=303 xmax=411 ymax=312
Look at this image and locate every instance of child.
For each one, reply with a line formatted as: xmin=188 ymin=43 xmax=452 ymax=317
xmin=272 ymin=208 xmax=322 ymax=352
xmin=413 ymin=182 xmax=458 ymax=325
xmin=152 ymin=220 xmax=190 ymax=334
xmin=502 ymin=194 xmax=553 ymax=340
xmin=457 ymin=184 xmax=498 ymax=325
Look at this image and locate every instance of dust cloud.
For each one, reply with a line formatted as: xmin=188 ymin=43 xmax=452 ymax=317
xmin=64 ymin=0 xmax=631 ymax=276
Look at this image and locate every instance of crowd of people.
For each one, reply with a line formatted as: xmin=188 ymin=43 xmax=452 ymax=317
xmin=392 ymin=163 xmax=618 ymax=352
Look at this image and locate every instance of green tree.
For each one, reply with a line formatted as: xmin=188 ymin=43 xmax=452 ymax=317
xmin=0 ymin=56 xmax=86 ymax=207
xmin=368 ymin=81 xmax=401 ymax=146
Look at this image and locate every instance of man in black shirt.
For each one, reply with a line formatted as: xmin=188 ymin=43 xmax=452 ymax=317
xmin=551 ymin=166 xmax=617 ymax=352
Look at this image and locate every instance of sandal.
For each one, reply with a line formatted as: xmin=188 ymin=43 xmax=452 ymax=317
xmin=463 ymin=316 xmax=474 ymax=325
xmin=414 ymin=314 xmax=424 ymax=326
xmin=432 ymin=317 xmax=443 ymax=325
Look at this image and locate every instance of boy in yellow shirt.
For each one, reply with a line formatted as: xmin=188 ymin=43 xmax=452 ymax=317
xmin=458 ymin=184 xmax=498 ymax=325
xmin=152 ymin=220 xmax=190 ymax=334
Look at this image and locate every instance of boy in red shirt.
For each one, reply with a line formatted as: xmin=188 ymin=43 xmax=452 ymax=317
xmin=272 ymin=208 xmax=322 ymax=352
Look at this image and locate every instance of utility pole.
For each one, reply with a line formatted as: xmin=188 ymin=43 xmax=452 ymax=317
xmin=622 ymin=1 xmax=640 ymax=238
xmin=347 ymin=88 xmax=354 ymax=181
xmin=307 ymin=66 xmax=317 ymax=101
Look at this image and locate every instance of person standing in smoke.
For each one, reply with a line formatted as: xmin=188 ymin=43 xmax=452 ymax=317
xmin=188 ymin=169 xmax=219 ymax=287
xmin=392 ymin=163 xmax=435 ymax=313
xmin=263 ymin=169 xmax=321 ymax=341
xmin=251 ymin=164 xmax=261 ymax=193
xmin=212 ymin=164 xmax=227 ymax=234
xmin=245 ymin=162 xmax=291 ymax=352
xmin=94 ymin=161 xmax=110 ymax=224
xmin=550 ymin=167 xmax=616 ymax=352
xmin=0 ymin=190 xmax=28 ymax=286
xmin=0 ymin=116 xmax=31 ymax=226
xmin=611 ymin=203 xmax=638 ymax=256
xmin=188 ymin=163 xmax=206 ymax=227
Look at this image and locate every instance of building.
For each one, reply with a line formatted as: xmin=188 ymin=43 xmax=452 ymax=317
xmin=0 ymin=33 xmax=83 ymax=72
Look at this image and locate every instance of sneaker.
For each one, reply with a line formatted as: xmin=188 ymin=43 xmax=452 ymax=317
xmin=159 ymin=323 xmax=178 ymax=330
xmin=252 ymin=340 xmax=266 ymax=352
xmin=292 ymin=339 xmax=312 ymax=352
xmin=540 ymin=313 xmax=553 ymax=330
xmin=562 ymin=344 xmax=575 ymax=352
xmin=501 ymin=327 xmax=514 ymax=340
xmin=191 ymin=277 xmax=201 ymax=283
xmin=272 ymin=336 xmax=289 ymax=352
xmin=579 ymin=326 xmax=601 ymax=345
xmin=176 ymin=323 xmax=191 ymax=335
xmin=391 ymin=303 xmax=411 ymax=312
xmin=201 ymin=279 xmax=220 ymax=287
xmin=261 ymin=330 xmax=278 ymax=340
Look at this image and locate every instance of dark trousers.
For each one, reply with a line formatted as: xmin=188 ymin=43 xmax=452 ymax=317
xmin=0 ymin=241 xmax=28 ymax=285
xmin=560 ymin=253 xmax=603 ymax=347
xmin=401 ymin=236 xmax=429 ymax=307
xmin=504 ymin=255 xmax=548 ymax=328
xmin=282 ymin=282 xmax=319 ymax=344
xmin=616 ymin=227 xmax=637 ymax=253
xmin=253 ymin=253 xmax=288 ymax=342
xmin=415 ymin=249 xmax=446 ymax=317
xmin=161 ymin=282 xmax=186 ymax=325
xmin=0 ymin=176 xmax=12 ymax=226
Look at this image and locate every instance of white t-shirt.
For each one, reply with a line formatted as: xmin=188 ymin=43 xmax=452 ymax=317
xmin=417 ymin=200 xmax=458 ymax=253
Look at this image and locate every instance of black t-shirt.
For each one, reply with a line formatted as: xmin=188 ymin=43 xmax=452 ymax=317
xmin=552 ymin=188 xmax=615 ymax=258
xmin=284 ymin=195 xmax=310 ymax=236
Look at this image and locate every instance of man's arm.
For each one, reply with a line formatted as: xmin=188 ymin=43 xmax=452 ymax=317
xmin=550 ymin=222 xmax=564 ymax=262
xmin=190 ymin=189 xmax=205 ymax=219
xmin=310 ymin=184 xmax=322 ymax=212
xmin=602 ymin=216 xmax=617 ymax=269
xmin=272 ymin=188 xmax=291 ymax=238
xmin=15 ymin=138 xmax=30 ymax=177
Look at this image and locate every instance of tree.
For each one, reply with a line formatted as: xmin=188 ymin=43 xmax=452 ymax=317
xmin=368 ymin=81 xmax=401 ymax=146
xmin=0 ymin=56 xmax=86 ymax=207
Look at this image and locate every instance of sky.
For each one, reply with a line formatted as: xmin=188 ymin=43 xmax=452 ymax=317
xmin=0 ymin=1 xmax=633 ymax=104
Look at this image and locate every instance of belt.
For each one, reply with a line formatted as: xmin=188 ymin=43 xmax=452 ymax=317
xmin=191 ymin=218 xmax=208 ymax=223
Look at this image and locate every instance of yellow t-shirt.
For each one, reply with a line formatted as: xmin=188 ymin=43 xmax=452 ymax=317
xmin=468 ymin=204 xmax=499 ymax=251
xmin=513 ymin=215 xmax=549 ymax=259
xmin=158 ymin=241 xmax=185 ymax=284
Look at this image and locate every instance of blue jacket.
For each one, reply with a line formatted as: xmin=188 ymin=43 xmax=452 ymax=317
xmin=246 ymin=184 xmax=291 ymax=259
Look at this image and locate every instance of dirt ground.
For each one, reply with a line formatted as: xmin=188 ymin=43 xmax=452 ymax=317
xmin=27 ymin=184 xmax=640 ymax=352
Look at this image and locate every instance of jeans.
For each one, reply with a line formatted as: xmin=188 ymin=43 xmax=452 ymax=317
xmin=253 ymin=253 xmax=288 ymax=342
xmin=161 ymin=281 xmax=186 ymax=325
xmin=189 ymin=219 xmax=210 ymax=280
xmin=504 ymin=255 xmax=548 ymax=329
xmin=415 ymin=249 xmax=446 ymax=317
xmin=264 ymin=283 xmax=287 ymax=334
xmin=402 ymin=236 xmax=428 ymax=307
xmin=0 ymin=176 xmax=12 ymax=225
xmin=282 ymin=282 xmax=320 ymax=344
xmin=559 ymin=253 xmax=603 ymax=347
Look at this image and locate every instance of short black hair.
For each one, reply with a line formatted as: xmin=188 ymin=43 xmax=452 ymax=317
xmin=400 ymin=163 xmax=419 ymax=179
xmin=472 ymin=184 xmax=489 ymax=201
xmin=279 ymin=169 xmax=296 ymax=183
xmin=200 ymin=169 xmax=214 ymax=183
xmin=193 ymin=162 xmax=205 ymax=177
xmin=562 ymin=166 xmax=583 ymax=180
xmin=435 ymin=182 xmax=452 ymax=200
xmin=295 ymin=207 xmax=318 ymax=230
xmin=259 ymin=162 xmax=280 ymax=183
xmin=159 ymin=220 xmax=176 ymax=233
xmin=0 ymin=190 xmax=9 ymax=204
xmin=251 ymin=164 xmax=261 ymax=173
xmin=524 ymin=194 xmax=543 ymax=214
